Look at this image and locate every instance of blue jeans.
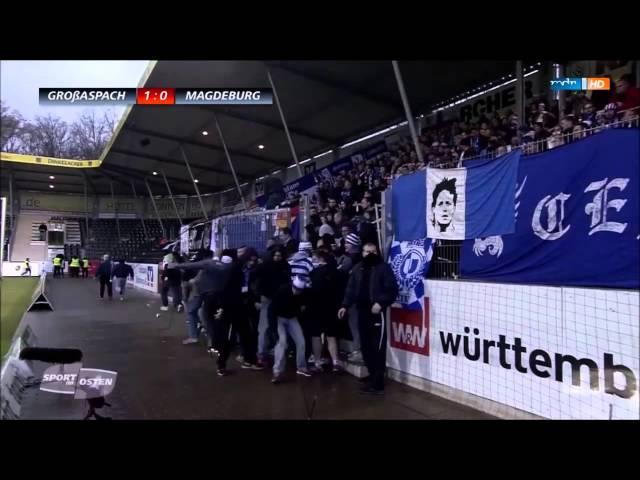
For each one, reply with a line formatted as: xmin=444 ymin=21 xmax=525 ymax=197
xmin=116 ymin=277 xmax=127 ymax=295
xmin=274 ymin=316 xmax=306 ymax=376
xmin=186 ymin=295 xmax=204 ymax=339
xmin=257 ymin=297 xmax=272 ymax=359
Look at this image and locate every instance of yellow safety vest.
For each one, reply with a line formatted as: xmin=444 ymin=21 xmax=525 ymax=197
xmin=71 ymin=258 xmax=80 ymax=267
xmin=53 ymin=257 xmax=62 ymax=266
xmin=82 ymin=259 xmax=89 ymax=268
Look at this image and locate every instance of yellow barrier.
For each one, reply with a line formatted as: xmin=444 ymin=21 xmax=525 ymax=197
xmin=0 ymin=152 xmax=102 ymax=169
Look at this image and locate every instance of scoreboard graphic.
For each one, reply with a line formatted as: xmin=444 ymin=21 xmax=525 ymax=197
xmin=39 ymin=88 xmax=273 ymax=105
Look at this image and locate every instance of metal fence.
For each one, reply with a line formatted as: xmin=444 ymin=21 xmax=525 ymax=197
xmin=213 ymin=208 xmax=292 ymax=254
xmin=459 ymin=114 xmax=639 ymax=165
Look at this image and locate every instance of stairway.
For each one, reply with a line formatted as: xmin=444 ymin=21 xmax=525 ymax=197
xmin=65 ymin=220 xmax=82 ymax=245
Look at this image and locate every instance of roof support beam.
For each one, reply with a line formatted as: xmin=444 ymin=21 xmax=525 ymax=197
xmin=109 ymin=147 xmax=245 ymax=181
xmin=122 ymin=125 xmax=284 ymax=166
xmin=101 ymin=163 xmax=213 ymax=193
xmin=197 ymin=105 xmax=336 ymax=145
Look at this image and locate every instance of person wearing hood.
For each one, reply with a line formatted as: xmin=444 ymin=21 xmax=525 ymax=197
xmin=338 ymin=243 xmax=398 ymax=394
xmin=254 ymin=247 xmax=290 ymax=367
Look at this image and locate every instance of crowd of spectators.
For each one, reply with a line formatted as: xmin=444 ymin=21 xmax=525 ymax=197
xmin=275 ymin=74 xmax=640 ymax=221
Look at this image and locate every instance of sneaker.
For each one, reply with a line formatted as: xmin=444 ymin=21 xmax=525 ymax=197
xmin=236 ymin=354 xmax=245 ymax=363
xmin=250 ymin=363 xmax=265 ymax=371
xmin=332 ymin=364 xmax=343 ymax=373
xmin=182 ymin=338 xmax=199 ymax=345
xmin=207 ymin=348 xmax=218 ymax=356
xmin=348 ymin=351 xmax=363 ymax=362
xmin=309 ymin=365 xmax=323 ymax=374
xmin=217 ymin=368 xmax=228 ymax=377
xmin=177 ymin=304 xmax=184 ymax=313
xmin=307 ymin=355 xmax=316 ymax=364
xmin=160 ymin=306 xmax=169 ymax=312
xmin=360 ymin=385 xmax=384 ymax=395
xmin=271 ymin=375 xmax=282 ymax=384
xmin=241 ymin=362 xmax=253 ymax=369
xmin=296 ymin=369 xmax=312 ymax=377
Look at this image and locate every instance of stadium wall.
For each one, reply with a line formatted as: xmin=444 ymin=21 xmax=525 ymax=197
xmin=9 ymin=212 xmax=49 ymax=262
xmin=387 ymin=279 xmax=639 ymax=420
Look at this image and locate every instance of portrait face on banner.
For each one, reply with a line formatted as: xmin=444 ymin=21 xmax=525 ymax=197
xmin=427 ymin=168 xmax=466 ymax=239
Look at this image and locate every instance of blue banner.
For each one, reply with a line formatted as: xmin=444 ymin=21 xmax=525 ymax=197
xmin=461 ymin=129 xmax=640 ymax=289
xmin=256 ymin=141 xmax=387 ymax=207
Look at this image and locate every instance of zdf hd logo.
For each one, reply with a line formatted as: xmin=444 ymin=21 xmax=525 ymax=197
xmin=550 ymin=77 xmax=610 ymax=91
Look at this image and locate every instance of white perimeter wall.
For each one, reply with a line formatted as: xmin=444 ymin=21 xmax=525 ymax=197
xmin=387 ymin=279 xmax=639 ymax=420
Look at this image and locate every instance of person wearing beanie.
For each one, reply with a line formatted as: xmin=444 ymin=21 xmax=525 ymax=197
xmin=337 ymin=232 xmax=363 ymax=362
xmin=269 ymin=276 xmax=312 ymax=383
xmin=288 ymin=241 xmax=314 ymax=287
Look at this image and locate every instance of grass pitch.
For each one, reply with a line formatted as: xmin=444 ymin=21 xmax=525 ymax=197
xmin=1 ymin=277 xmax=38 ymax=358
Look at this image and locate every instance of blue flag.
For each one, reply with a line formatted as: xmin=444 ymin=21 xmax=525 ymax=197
xmin=460 ymin=129 xmax=640 ymax=289
xmin=388 ymin=237 xmax=433 ymax=310
xmin=426 ymin=149 xmax=520 ymax=240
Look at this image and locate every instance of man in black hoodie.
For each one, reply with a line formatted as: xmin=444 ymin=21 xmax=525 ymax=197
xmin=338 ymin=243 xmax=398 ymax=394
xmin=308 ymin=250 xmax=342 ymax=373
xmin=254 ymin=247 xmax=290 ymax=367
xmin=269 ymin=276 xmax=312 ymax=383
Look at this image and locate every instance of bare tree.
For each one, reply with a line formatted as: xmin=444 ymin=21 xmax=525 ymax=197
xmin=0 ymin=101 xmax=24 ymax=152
xmin=19 ymin=114 xmax=70 ymax=157
xmin=67 ymin=109 xmax=118 ymax=159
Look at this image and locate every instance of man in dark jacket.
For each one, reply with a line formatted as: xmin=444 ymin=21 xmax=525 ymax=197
xmin=236 ymin=248 xmax=262 ymax=370
xmin=338 ymin=242 xmax=398 ymax=394
xmin=95 ymin=254 xmax=114 ymax=300
xmin=254 ymin=247 xmax=291 ymax=367
xmin=309 ymin=250 xmax=342 ymax=372
xmin=112 ymin=259 xmax=134 ymax=301
xmin=279 ymin=227 xmax=299 ymax=258
xmin=170 ymin=253 xmax=234 ymax=375
xmin=269 ymin=276 xmax=312 ymax=383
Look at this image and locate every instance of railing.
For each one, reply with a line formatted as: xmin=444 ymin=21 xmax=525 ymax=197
xmin=457 ymin=113 xmax=639 ymax=166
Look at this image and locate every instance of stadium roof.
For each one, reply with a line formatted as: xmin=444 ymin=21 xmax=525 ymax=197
xmin=4 ymin=60 xmax=520 ymax=196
